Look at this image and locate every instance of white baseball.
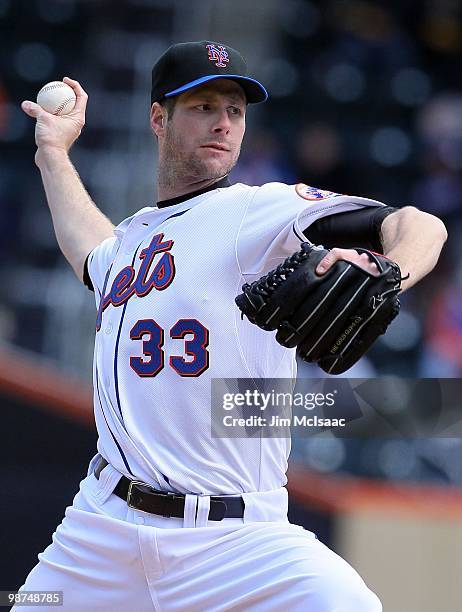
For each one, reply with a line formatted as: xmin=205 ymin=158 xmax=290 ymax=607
xmin=36 ymin=81 xmax=76 ymax=115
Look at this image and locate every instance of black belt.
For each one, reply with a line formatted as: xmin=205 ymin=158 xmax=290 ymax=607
xmin=94 ymin=457 xmax=245 ymax=521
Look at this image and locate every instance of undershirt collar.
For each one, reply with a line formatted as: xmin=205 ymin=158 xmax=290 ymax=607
xmin=156 ymin=176 xmax=232 ymax=209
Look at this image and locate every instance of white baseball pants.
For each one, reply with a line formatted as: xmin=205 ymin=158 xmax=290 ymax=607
xmin=16 ymin=460 xmax=382 ymax=611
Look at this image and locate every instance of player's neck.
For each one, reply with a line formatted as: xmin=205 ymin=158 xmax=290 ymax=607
xmin=156 ymin=176 xmax=231 ymax=208
xmin=156 ymin=176 xmax=229 ymax=201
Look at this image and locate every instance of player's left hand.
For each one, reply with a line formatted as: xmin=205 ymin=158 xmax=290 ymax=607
xmin=236 ymin=243 xmax=404 ymax=374
xmin=316 ymin=247 xmax=380 ymax=276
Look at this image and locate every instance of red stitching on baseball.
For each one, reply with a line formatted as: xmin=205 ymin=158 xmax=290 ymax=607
xmin=54 ymin=97 xmax=75 ymax=115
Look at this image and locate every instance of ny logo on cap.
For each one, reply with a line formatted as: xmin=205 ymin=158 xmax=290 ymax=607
xmin=206 ymin=44 xmax=229 ymax=68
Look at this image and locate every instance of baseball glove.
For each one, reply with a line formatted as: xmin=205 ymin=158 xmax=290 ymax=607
xmin=235 ymin=243 xmax=405 ymax=374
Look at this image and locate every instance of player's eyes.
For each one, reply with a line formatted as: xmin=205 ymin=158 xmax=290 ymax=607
xmin=194 ymin=104 xmax=242 ymax=115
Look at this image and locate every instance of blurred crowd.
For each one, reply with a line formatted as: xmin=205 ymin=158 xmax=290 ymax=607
xmin=1 ymin=0 xmax=461 ymax=484
xmin=232 ymin=0 xmax=462 ymax=380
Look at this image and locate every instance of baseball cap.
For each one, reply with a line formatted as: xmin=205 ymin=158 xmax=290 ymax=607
xmin=151 ymin=41 xmax=268 ymax=105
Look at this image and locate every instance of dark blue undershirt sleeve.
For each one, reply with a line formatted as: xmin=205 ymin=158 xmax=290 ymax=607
xmin=303 ymin=206 xmax=399 ymax=253
xmin=83 ymin=253 xmax=94 ymax=292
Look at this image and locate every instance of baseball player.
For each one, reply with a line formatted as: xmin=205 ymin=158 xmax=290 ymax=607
xmin=18 ymin=41 xmax=446 ymax=611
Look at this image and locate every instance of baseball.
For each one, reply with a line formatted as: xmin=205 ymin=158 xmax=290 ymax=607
xmin=36 ymin=81 xmax=76 ymax=115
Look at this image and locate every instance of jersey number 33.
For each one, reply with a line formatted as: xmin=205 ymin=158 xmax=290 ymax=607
xmin=96 ymin=232 xmax=210 ymax=379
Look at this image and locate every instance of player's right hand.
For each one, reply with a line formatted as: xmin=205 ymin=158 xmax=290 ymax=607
xmin=21 ymin=77 xmax=87 ymax=163
xmin=316 ymin=247 xmax=380 ymax=276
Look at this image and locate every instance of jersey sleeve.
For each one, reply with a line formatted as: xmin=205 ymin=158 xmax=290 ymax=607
xmin=85 ymin=208 xmax=149 ymax=301
xmin=236 ymin=182 xmax=388 ymax=276
xmin=86 ymin=236 xmax=120 ymax=303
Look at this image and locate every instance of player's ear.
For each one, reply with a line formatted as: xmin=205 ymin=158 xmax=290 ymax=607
xmin=150 ymin=102 xmax=166 ymax=137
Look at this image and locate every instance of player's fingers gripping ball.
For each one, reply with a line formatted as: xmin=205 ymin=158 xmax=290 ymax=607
xmin=36 ymin=81 xmax=76 ymax=115
xmin=235 ymin=243 xmax=404 ymax=374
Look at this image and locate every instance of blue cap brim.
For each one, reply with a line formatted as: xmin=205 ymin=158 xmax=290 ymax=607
xmin=165 ymin=74 xmax=268 ymax=104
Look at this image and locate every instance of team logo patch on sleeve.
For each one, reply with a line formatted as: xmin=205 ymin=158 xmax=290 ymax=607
xmin=295 ymin=183 xmax=342 ymax=201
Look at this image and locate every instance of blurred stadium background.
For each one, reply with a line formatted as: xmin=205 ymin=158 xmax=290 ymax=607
xmin=1 ymin=1 xmax=462 ymax=610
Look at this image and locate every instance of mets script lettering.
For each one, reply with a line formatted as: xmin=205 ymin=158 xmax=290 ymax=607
xmin=96 ymin=233 xmax=175 ymax=331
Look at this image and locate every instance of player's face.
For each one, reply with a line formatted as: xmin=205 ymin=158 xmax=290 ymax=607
xmin=159 ymin=79 xmax=246 ymax=182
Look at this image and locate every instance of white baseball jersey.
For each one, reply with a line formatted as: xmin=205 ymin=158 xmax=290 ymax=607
xmin=87 ymin=182 xmax=385 ymax=495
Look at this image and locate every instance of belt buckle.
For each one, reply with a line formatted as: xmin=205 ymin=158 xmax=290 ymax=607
xmin=127 ymin=480 xmax=150 ymax=510
xmin=127 ymin=481 xmax=183 ymax=517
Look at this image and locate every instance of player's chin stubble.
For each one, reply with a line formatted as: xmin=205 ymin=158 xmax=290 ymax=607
xmin=158 ymin=124 xmax=240 ymax=188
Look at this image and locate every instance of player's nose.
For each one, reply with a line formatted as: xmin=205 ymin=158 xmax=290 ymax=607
xmin=212 ymin=109 xmax=231 ymax=133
